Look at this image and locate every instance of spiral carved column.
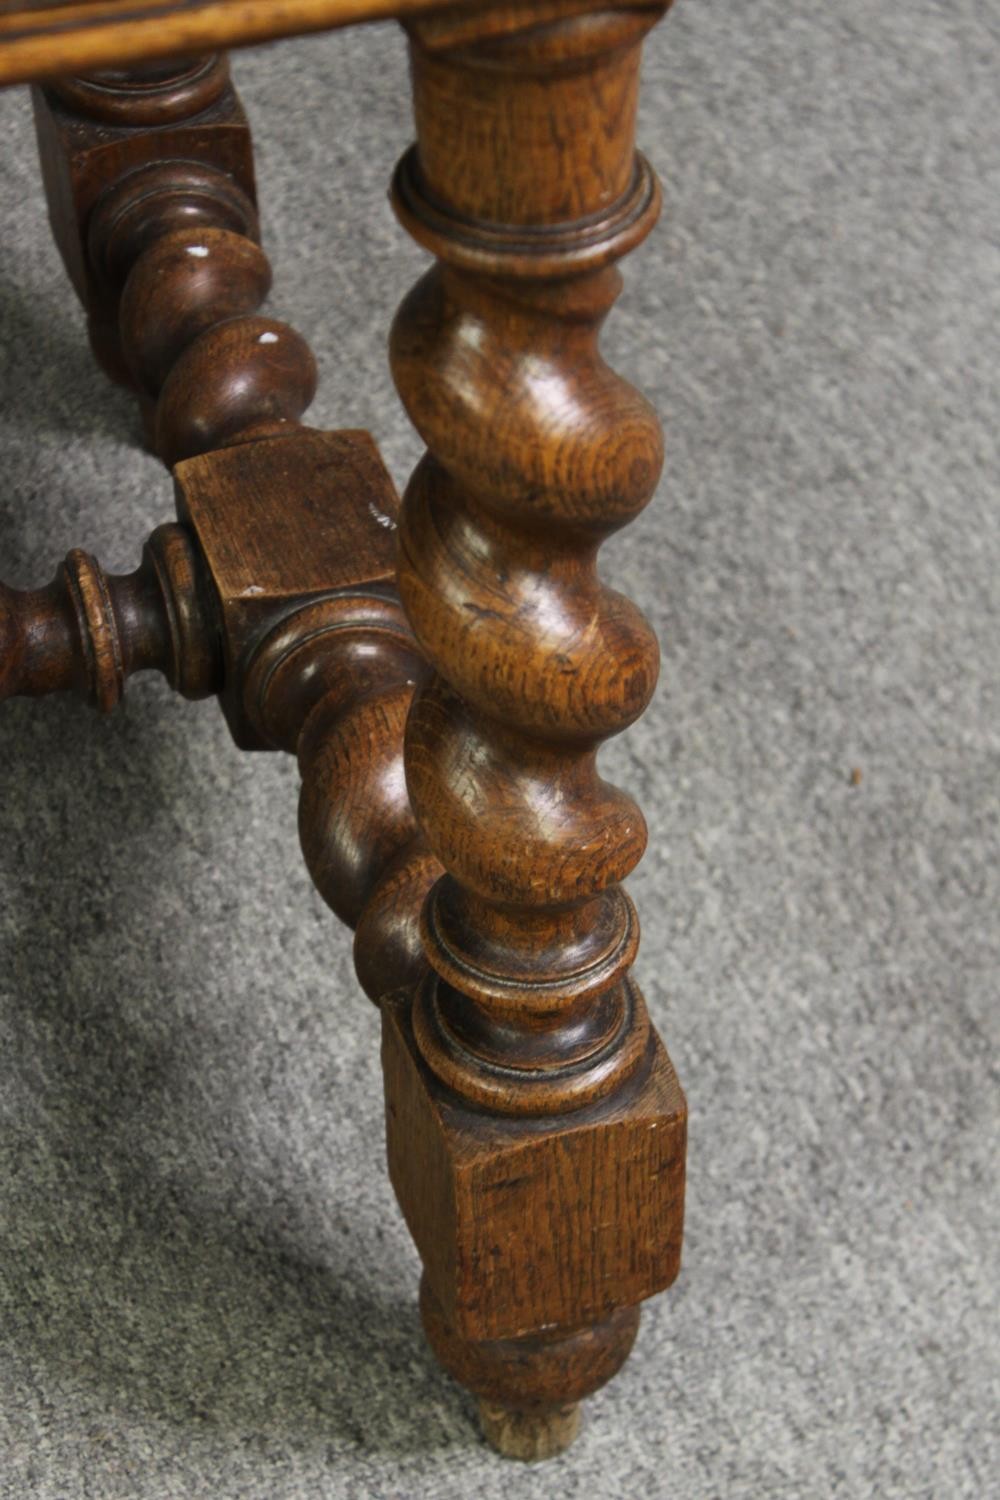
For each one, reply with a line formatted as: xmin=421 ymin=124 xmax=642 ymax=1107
xmin=241 ymin=587 xmax=440 ymax=1000
xmin=382 ymin=3 xmax=687 ymax=1458
xmin=172 ymin=428 xmax=442 ymax=999
xmin=28 ymin=59 xmax=428 ymax=996
xmin=32 ymin=55 xmax=317 ymax=464
xmin=2 ymin=427 xmax=438 ymax=995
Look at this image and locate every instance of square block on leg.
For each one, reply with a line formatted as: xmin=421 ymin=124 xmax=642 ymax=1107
xmin=382 ymin=991 xmax=687 ymax=1343
xmin=174 ymin=428 xmax=400 ymax=746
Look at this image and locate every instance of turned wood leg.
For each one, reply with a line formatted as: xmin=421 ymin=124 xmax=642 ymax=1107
xmin=383 ymin=2 xmax=687 ymax=1459
xmin=0 ymin=524 xmax=217 ymax=710
xmin=32 ymin=56 xmax=316 ymax=463
xmin=25 ymin=58 xmax=438 ymax=994
xmin=0 ymin=428 xmax=440 ymax=998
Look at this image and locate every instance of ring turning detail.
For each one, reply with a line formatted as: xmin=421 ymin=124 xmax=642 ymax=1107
xmin=3 ymin=0 xmax=687 ymax=1462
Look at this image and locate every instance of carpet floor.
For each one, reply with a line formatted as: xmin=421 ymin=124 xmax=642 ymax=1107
xmin=1 ymin=4 xmax=997 ymax=1496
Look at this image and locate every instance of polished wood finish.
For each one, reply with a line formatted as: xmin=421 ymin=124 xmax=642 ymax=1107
xmin=32 ymin=57 xmax=258 ymax=399
xmin=0 ymin=524 xmax=218 ymax=709
xmin=0 ymin=0 xmax=477 ymax=87
xmin=4 ymin=0 xmax=687 ymax=1462
xmin=32 ymin=56 xmax=319 ymax=464
xmin=382 ymin=993 xmax=686 ymax=1320
xmin=383 ymin=0 xmax=686 ymax=1453
xmin=0 ymin=429 xmax=439 ymax=998
xmin=26 ymin=54 xmax=430 ymax=992
xmin=0 ymin=0 xmax=660 ymax=87
xmin=174 ymin=428 xmax=441 ymax=998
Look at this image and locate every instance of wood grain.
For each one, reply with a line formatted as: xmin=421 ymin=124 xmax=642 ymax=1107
xmin=0 ymin=0 xmax=667 ymax=86
xmin=8 ymin=0 xmax=689 ymax=1454
xmin=0 ymin=1 xmax=461 ymax=85
xmin=33 ymin=60 xmax=325 ymax=463
xmin=382 ymin=0 xmax=687 ymax=1454
xmin=31 ymin=55 xmax=267 ymax=421
xmin=175 ymin=429 xmax=442 ymax=998
xmin=0 ymin=524 xmax=218 ymax=708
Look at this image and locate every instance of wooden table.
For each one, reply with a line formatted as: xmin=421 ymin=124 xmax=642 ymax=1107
xmin=0 ymin=0 xmax=688 ymax=1464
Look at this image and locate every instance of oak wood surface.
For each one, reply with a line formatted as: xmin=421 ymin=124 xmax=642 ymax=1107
xmin=382 ymin=0 xmax=686 ymax=1454
xmin=0 ymin=0 xmax=457 ymax=85
xmin=174 ymin=429 xmax=442 ymax=998
xmin=0 ymin=523 xmax=219 ymax=709
xmin=0 ymin=0 xmax=636 ymax=86
xmin=32 ymin=59 xmax=319 ymax=461
xmin=6 ymin=0 xmax=688 ymax=1459
xmin=23 ymin=58 xmax=440 ymax=996
xmin=0 ymin=429 xmax=440 ymax=999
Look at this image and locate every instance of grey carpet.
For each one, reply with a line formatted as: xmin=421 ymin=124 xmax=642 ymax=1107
xmin=1 ymin=4 xmax=998 ymax=1497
